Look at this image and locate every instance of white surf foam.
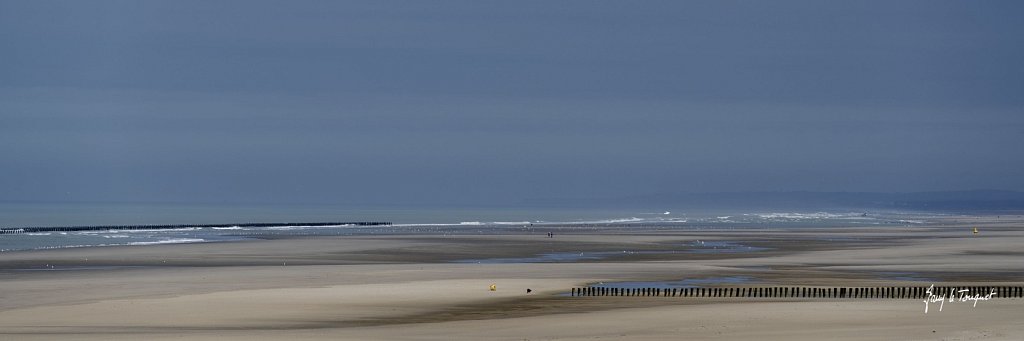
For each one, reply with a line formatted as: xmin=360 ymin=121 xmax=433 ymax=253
xmin=128 ymin=238 xmax=205 ymax=246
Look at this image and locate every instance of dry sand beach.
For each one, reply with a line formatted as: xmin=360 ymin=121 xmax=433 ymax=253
xmin=2 ymin=215 xmax=1023 ymax=340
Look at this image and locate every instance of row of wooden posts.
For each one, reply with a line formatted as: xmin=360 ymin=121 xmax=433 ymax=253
xmin=571 ymin=286 xmax=1023 ymax=299
xmin=0 ymin=221 xmax=392 ymax=234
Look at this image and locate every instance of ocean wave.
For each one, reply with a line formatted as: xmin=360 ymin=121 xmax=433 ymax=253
xmin=572 ymin=217 xmax=645 ymax=224
xmin=31 ymin=244 xmax=114 ymax=250
xmin=401 ymin=217 xmax=652 ymax=227
xmin=128 ymin=238 xmax=206 ymax=246
xmin=387 ymin=223 xmax=459 ymax=227
xmin=263 ymin=224 xmax=354 ymax=230
xmin=752 ymin=212 xmax=867 ymax=220
xmin=77 ymin=227 xmax=202 ymax=234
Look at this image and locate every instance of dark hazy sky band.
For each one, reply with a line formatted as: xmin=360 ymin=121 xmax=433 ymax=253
xmin=1 ymin=1 xmax=1022 ymax=206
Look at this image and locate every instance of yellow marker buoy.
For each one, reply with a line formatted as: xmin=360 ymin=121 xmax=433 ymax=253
xmin=489 ymin=284 xmax=497 ymax=291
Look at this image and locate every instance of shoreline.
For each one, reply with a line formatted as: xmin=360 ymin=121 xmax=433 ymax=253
xmin=1 ymin=217 xmax=1022 ymax=339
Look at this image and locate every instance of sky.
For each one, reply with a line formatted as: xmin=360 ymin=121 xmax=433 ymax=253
xmin=1 ymin=1 xmax=1023 ymax=207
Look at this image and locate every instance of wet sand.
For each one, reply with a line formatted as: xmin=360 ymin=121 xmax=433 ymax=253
xmin=1 ymin=217 xmax=1023 ymax=340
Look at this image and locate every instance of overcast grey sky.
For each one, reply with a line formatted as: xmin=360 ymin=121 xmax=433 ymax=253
xmin=1 ymin=1 xmax=1022 ymax=206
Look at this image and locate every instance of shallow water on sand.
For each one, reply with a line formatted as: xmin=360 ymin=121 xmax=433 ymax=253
xmin=590 ymin=276 xmax=757 ymax=289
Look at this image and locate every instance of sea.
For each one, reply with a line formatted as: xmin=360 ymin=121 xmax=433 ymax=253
xmin=0 ymin=202 xmax=931 ymax=252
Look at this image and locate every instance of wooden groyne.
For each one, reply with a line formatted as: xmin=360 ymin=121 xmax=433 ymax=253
xmin=570 ymin=286 xmax=1024 ymax=299
xmin=0 ymin=221 xmax=392 ymax=234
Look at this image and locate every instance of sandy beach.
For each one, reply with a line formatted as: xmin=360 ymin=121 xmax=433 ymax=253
xmin=2 ymin=216 xmax=1023 ymax=340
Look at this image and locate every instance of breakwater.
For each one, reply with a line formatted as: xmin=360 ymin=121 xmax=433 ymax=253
xmin=570 ymin=285 xmax=1023 ymax=299
xmin=0 ymin=221 xmax=392 ymax=234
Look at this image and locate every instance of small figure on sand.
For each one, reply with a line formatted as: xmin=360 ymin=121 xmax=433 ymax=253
xmin=546 ymin=232 xmax=554 ymax=238
xmin=526 ymin=288 xmax=532 ymax=294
